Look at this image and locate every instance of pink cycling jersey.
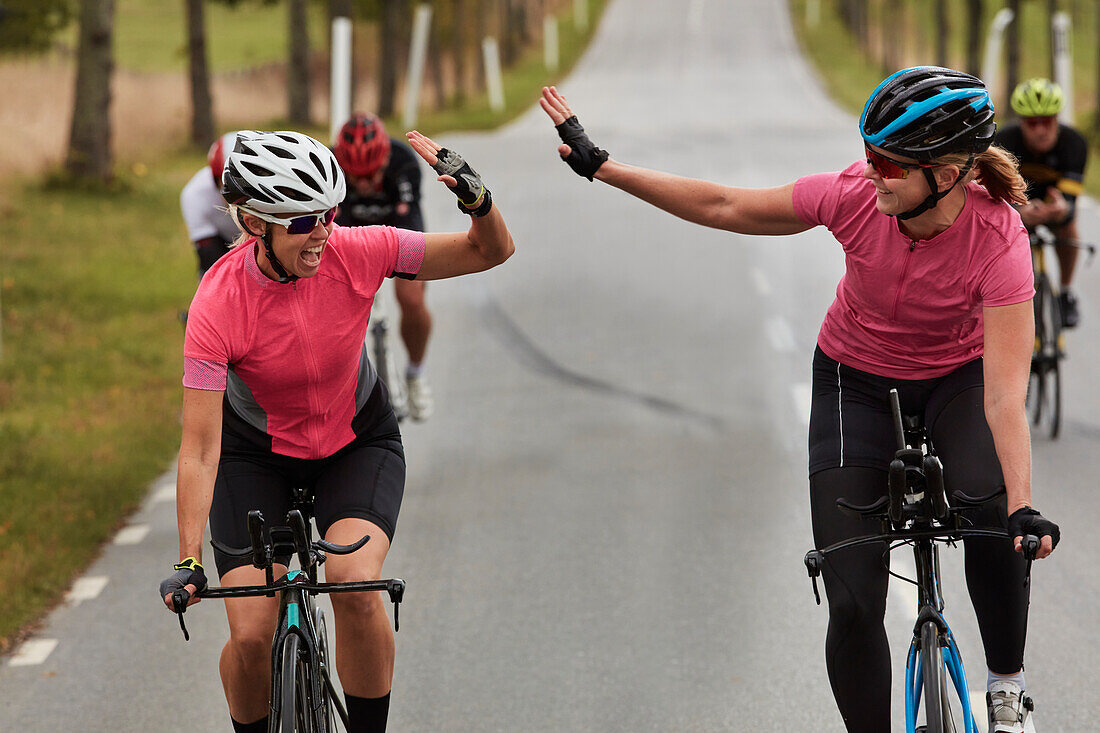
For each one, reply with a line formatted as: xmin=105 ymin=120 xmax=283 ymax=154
xmin=793 ymin=161 xmax=1034 ymax=379
xmin=183 ymin=224 xmax=425 ymax=459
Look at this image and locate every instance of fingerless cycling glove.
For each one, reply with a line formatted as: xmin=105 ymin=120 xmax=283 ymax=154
xmin=1008 ymin=507 xmax=1061 ymax=548
xmin=555 ymin=115 xmax=609 ymax=181
xmin=158 ymin=557 xmax=209 ymax=601
xmin=432 ymin=148 xmax=493 ymax=217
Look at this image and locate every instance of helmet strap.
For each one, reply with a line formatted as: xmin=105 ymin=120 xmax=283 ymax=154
xmin=895 ymin=155 xmax=974 ymax=221
xmin=240 ymin=211 xmax=297 ymax=284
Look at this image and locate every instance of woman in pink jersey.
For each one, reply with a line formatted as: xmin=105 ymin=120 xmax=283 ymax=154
xmin=540 ymin=68 xmax=1058 ymax=733
xmin=159 ymin=129 xmax=513 ymax=733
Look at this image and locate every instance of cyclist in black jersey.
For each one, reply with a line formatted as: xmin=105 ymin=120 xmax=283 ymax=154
xmin=335 ymin=113 xmax=435 ymax=421
xmin=995 ymin=78 xmax=1089 ymax=327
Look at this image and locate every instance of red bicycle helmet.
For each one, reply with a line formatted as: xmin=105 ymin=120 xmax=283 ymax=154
xmin=207 ymin=131 xmax=238 ymax=186
xmin=334 ymin=113 xmax=391 ymax=177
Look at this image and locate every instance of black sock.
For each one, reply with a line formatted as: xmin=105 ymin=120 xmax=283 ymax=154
xmin=231 ymin=716 xmax=268 ymax=733
xmin=345 ymin=692 xmax=390 ymax=733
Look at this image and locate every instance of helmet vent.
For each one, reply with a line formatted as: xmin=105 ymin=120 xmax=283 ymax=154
xmin=263 ymin=144 xmax=295 ymax=160
xmin=293 ymin=167 xmax=324 ymax=194
xmin=241 ymin=161 xmax=275 ymax=177
xmin=274 ymin=185 xmax=314 ymax=202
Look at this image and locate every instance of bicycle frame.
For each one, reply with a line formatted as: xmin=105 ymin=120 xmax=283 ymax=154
xmin=172 ymin=499 xmax=405 ymax=732
xmin=803 ymin=389 xmax=1038 ymax=733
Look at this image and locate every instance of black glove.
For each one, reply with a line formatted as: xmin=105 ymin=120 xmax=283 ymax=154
xmin=1008 ymin=507 xmax=1060 ymax=549
xmin=554 ymin=115 xmax=609 ymax=181
xmin=159 ymin=557 xmax=208 ymax=608
xmin=432 ymin=148 xmax=493 ymax=217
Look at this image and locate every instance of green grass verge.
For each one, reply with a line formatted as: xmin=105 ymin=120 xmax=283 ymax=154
xmin=55 ymin=0 xmax=328 ymax=73
xmin=788 ymin=0 xmax=1100 ymax=196
xmin=0 ymin=0 xmax=608 ymax=650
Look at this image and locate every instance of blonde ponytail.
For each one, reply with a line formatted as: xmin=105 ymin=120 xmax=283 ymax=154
xmin=937 ymin=146 xmax=1027 ymax=206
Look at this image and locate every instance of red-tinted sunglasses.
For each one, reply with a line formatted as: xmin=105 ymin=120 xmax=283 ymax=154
xmin=1021 ymin=115 xmax=1058 ymax=129
xmin=865 ymin=145 xmax=935 ymax=180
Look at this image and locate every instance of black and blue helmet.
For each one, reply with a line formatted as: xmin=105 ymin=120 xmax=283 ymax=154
xmin=860 ymin=66 xmax=996 ymax=162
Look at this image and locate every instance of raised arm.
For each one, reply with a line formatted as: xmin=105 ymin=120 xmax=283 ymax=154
xmin=405 ymin=130 xmax=515 ymax=280
xmin=539 ymin=86 xmax=811 ymax=236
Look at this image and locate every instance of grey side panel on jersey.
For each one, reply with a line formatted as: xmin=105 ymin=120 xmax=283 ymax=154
xmin=356 ymin=337 xmax=379 ymax=413
xmin=226 ymin=369 xmax=268 ymax=434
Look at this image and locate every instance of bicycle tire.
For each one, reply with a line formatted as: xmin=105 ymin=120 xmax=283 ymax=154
xmin=1032 ymin=273 xmax=1063 ymax=439
xmin=920 ymin=621 xmax=956 ymax=733
xmin=279 ymin=633 xmax=315 ymax=733
xmin=371 ymin=321 xmax=408 ymax=421
xmin=314 ymin=607 xmax=336 ymax=733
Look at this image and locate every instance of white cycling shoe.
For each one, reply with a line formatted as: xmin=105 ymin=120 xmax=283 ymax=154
xmin=987 ymin=680 xmax=1036 ymax=733
xmin=406 ymin=374 xmax=434 ymax=422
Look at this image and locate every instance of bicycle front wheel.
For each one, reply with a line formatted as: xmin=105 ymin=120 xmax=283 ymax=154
xmin=278 ymin=633 xmax=314 ymax=733
xmin=920 ymin=621 xmax=956 ymax=733
xmin=1028 ymin=272 xmax=1063 ymax=439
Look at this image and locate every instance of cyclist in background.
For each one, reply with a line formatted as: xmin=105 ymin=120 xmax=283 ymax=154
xmin=334 ymin=113 xmax=435 ymax=421
xmin=995 ymin=78 xmax=1089 ymax=327
xmin=159 ymin=129 xmax=513 ymax=733
xmin=180 ymin=131 xmax=241 ymax=280
xmin=540 ymin=68 xmax=1059 ymax=733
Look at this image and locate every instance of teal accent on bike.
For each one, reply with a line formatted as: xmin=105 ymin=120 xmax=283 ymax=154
xmin=288 ymin=602 xmax=299 ymax=629
xmin=287 ymin=570 xmax=302 ymax=581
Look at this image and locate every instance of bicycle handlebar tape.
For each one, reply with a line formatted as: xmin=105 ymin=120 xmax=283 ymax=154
xmin=432 ymin=148 xmax=493 ymax=217
xmin=554 ymin=115 xmax=609 ymax=181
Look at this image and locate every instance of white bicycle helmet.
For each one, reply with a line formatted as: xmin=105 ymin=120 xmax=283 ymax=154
xmin=221 ymin=130 xmax=346 ymax=221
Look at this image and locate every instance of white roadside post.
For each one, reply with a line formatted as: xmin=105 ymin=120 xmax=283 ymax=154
xmin=482 ymin=37 xmax=505 ymax=113
xmin=544 ymin=15 xmax=559 ymax=72
xmin=981 ymin=8 xmax=1015 ymax=109
xmin=574 ymin=0 xmax=588 ymax=32
xmin=329 ymin=15 xmax=353 ymax=144
xmin=403 ymin=4 xmax=433 ymax=129
xmin=1052 ymin=12 xmax=1074 ymax=124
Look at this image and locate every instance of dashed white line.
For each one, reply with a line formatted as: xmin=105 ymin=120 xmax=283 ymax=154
xmin=113 ymin=524 xmax=150 ymax=545
xmin=8 ymin=639 xmax=58 ymax=667
xmin=65 ymin=576 xmax=109 ymax=605
xmin=751 ymin=268 xmax=772 ymax=296
xmin=791 ymin=382 xmax=812 ymax=426
xmin=152 ymin=485 xmax=175 ymax=503
xmin=765 ymin=317 xmax=796 ymax=353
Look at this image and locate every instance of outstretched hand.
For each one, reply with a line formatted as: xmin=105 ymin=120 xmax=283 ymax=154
xmin=539 ymin=85 xmax=610 ymax=181
xmin=406 ymin=130 xmax=458 ymax=188
xmin=539 ymin=86 xmax=576 ymax=158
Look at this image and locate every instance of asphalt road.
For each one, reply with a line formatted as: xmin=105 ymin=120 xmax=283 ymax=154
xmin=3 ymin=1 xmax=1098 ymax=730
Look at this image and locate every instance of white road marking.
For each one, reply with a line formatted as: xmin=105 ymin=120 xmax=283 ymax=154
xmin=8 ymin=639 xmax=58 ymax=667
xmin=152 ymin=484 xmax=175 ymax=503
xmin=751 ymin=268 xmax=772 ymax=296
xmin=65 ymin=576 xmax=109 ymax=605
xmin=113 ymin=524 xmax=150 ymax=545
xmin=765 ymin=317 xmax=796 ymax=353
xmin=791 ymin=382 xmax=811 ymax=426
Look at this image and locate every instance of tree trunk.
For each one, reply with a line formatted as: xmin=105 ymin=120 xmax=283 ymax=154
xmin=966 ymin=0 xmax=982 ymax=75
xmin=66 ymin=0 xmax=115 ymax=182
xmin=329 ymin=0 xmax=354 ymax=109
xmin=378 ymin=0 xmax=404 ymax=117
xmin=1095 ymin=1 xmax=1100 ymax=133
xmin=287 ymin=0 xmax=311 ymax=125
xmin=475 ymin=0 xmax=491 ymax=91
xmin=186 ymin=0 xmax=214 ymax=146
xmin=935 ymin=0 xmax=948 ymax=66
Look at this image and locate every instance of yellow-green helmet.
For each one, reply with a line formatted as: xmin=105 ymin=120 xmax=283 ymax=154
xmin=1010 ymin=78 xmax=1064 ymax=117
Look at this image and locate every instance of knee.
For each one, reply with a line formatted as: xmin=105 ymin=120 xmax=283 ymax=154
xmin=227 ymin=626 xmax=275 ymax=667
xmin=824 ymin=573 xmax=885 ymax=629
xmin=330 ymin=588 xmax=387 ymax=622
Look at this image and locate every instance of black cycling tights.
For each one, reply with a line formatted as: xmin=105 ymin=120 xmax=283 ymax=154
xmin=809 ymin=388 xmax=1030 ymax=733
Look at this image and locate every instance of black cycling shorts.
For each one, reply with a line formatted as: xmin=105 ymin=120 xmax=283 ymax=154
xmin=808 ymin=345 xmax=988 ymax=476
xmin=209 ymin=409 xmax=405 ymax=578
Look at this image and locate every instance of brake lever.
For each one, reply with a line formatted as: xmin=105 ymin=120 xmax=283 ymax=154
xmin=1021 ymin=534 xmax=1040 ymax=589
xmin=388 ymin=579 xmax=406 ymax=631
xmin=171 ymin=589 xmax=191 ymax=641
xmin=804 ymin=551 xmax=824 ymax=605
